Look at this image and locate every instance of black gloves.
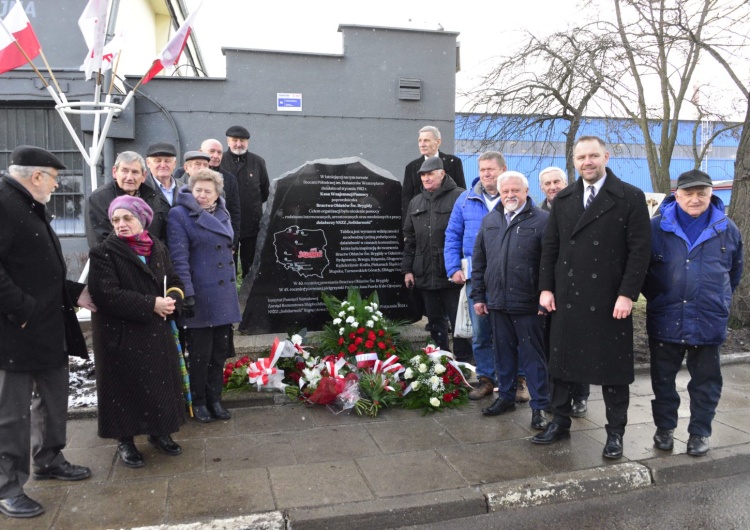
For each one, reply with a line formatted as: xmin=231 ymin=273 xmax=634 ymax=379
xmin=183 ymin=296 xmax=196 ymax=319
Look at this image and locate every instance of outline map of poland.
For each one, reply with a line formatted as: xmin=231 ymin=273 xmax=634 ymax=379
xmin=273 ymin=225 xmax=329 ymax=278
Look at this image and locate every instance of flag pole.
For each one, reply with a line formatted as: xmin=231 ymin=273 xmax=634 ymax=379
xmin=106 ymin=47 xmax=122 ymax=95
xmin=37 ymin=48 xmax=63 ymax=94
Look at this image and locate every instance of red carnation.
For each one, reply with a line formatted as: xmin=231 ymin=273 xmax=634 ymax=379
xmin=378 ymin=330 xmax=385 ymax=336
xmin=349 ymin=332 xmax=356 ymax=340
xmin=348 ymin=344 xmax=358 ymax=353
xmin=354 ymin=337 xmax=363 ymax=345
xmin=365 ymin=340 xmax=375 ymax=349
xmin=377 ymin=341 xmax=386 ymax=349
xmin=443 ymin=393 xmax=454 ymax=403
xmin=357 ymin=327 xmax=365 ymax=334
xmin=453 ymin=376 xmax=462 ymax=385
xmin=442 ymin=375 xmax=450 ymax=384
xmin=338 ymin=337 xmax=345 ymax=345
xmin=368 ymin=331 xmax=376 ymax=340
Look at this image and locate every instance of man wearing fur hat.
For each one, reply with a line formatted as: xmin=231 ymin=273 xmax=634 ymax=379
xmin=0 ymin=146 xmax=94 ymax=519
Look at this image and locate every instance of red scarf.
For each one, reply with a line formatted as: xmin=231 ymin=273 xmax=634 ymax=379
xmin=119 ymin=230 xmax=153 ymax=258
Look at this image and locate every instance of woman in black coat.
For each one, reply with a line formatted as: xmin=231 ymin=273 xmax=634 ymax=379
xmin=88 ymin=196 xmax=187 ymax=469
xmin=401 ymin=157 xmax=472 ymax=360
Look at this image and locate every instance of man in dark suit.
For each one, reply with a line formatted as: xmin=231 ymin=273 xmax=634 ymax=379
xmin=0 ymin=146 xmax=93 ymax=519
xmin=532 ymin=136 xmax=651 ymax=460
xmin=538 ymin=166 xmax=590 ymax=417
xmin=401 ymin=125 xmax=465 ymax=222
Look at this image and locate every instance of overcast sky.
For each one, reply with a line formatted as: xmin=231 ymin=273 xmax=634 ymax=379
xmin=183 ymin=0 xmax=746 ymax=119
xmin=185 ymin=0 xmax=581 ymax=111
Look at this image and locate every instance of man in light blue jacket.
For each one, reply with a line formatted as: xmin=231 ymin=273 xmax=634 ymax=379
xmin=444 ymin=152 xmax=506 ymax=400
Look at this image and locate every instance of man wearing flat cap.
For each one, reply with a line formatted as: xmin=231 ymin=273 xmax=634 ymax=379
xmin=642 ymin=169 xmax=743 ymax=457
xmin=0 ymin=146 xmax=94 ymax=519
xmin=145 ymin=142 xmax=180 ymax=208
xmin=179 ymin=149 xmax=241 ymax=250
xmin=219 ymin=125 xmax=270 ymax=277
xmin=85 ymin=151 xmax=169 ymax=247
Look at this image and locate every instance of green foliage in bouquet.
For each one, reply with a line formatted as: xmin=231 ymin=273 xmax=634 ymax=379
xmin=399 ymin=348 xmax=472 ymax=415
xmin=318 ymin=289 xmax=405 ymax=362
xmin=354 ymin=370 xmax=402 ymax=417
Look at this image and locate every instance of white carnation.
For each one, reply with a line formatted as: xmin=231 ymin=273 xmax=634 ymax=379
xmin=430 ymin=397 xmax=440 ymax=407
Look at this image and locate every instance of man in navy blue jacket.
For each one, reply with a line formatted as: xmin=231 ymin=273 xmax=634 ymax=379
xmin=471 ymin=171 xmax=551 ymax=430
xmin=642 ymin=169 xmax=743 ymax=457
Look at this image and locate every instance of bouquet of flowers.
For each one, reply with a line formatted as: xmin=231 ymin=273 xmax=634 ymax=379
xmin=223 ymin=355 xmax=253 ymax=391
xmin=318 ymin=289 xmax=402 ymax=365
xmin=400 ymin=345 xmax=474 ymax=414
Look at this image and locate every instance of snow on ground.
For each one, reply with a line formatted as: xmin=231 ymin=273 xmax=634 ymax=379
xmin=69 ymin=354 xmax=98 ymax=409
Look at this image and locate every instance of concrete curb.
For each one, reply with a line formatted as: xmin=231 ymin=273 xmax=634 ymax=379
xmin=642 ymin=442 xmax=750 ymax=485
xmin=481 ymin=462 xmax=652 ymax=511
xmin=286 ymin=488 xmax=486 ymax=530
xmin=131 ymin=511 xmax=286 ymax=530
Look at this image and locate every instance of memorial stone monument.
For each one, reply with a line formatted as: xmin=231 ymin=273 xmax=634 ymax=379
xmin=239 ymin=157 xmax=410 ymax=334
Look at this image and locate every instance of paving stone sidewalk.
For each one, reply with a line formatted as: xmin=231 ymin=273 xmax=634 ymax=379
xmin=7 ymin=357 xmax=750 ymax=530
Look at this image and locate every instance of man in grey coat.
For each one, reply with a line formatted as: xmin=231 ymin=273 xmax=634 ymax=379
xmin=533 ymin=136 xmax=651 ymax=460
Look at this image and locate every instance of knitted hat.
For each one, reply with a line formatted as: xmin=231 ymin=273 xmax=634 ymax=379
xmin=108 ymin=195 xmax=154 ymax=229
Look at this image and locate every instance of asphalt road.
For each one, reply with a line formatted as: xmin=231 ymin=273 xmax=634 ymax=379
xmin=401 ymin=470 xmax=750 ymax=529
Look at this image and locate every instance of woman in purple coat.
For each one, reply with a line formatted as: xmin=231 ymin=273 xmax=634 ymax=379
xmin=168 ymin=169 xmax=241 ymax=423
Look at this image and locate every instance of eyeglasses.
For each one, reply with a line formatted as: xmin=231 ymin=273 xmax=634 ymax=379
xmin=38 ymin=169 xmax=59 ymax=183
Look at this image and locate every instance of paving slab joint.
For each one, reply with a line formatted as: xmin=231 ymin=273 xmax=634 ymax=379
xmin=481 ymin=462 xmax=653 ymax=512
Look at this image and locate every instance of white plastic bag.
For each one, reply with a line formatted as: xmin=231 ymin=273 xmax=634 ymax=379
xmin=454 ymin=284 xmax=473 ymax=339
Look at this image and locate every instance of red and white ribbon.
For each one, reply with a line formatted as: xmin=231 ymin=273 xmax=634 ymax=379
xmin=326 ymin=357 xmax=348 ymax=379
xmin=247 ymin=337 xmax=288 ymax=390
xmin=355 ymin=352 xmax=378 ymax=369
xmin=373 ymin=355 xmax=404 ymax=377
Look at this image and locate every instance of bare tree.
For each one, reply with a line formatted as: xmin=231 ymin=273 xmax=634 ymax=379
xmin=459 ymin=27 xmax=613 ymax=177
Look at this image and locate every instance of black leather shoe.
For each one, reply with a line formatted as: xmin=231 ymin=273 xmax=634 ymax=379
xmin=653 ymin=428 xmax=674 ymax=451
xmin=531 ymin=409 xmax=549 ymax=430
xmin=603 ymin=433 xmax=624 ymax=459
xmin=147 ymin=435 xmax=182 ymax=456
xmin=687 ymin=435 xmax=710 ymax=457
xmin=193 ymin=405 xmax=214 ymax=423
xmin=482 ymin=397 xmax=516 ymax=416
xmin=208 ymin=402 xmax=232 ymax=420
xmin=570 ymin=399 xmax=587 ymax=418
xmin=531 ymin=422 xmax=570 ymax=444
xmin=0 ymin=494 xmax=44 ymax=518
xmin=33 ymin=460 xmax=91 ymax=481
xmin=117 ymin=442 xmax=145 ymax=468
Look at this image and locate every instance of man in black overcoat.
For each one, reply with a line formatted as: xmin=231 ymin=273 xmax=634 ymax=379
xmin=0 ymin=146 xmax=94 ymax=519
xmin=401 ymin=125 xmax=465 ymax=223
xmin=532 ymin=136 xmax=651 ymax=460
xmin=219 ymin=125 xmax=270 ymax=277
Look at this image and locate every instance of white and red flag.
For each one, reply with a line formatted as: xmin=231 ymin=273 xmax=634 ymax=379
xmin=78 ymin=0 xmax=109 ymax=80
xmin=0 ymin=0 xmax=41 ymax=75
xmin=142 ymin=0 xmax=203 ymax=84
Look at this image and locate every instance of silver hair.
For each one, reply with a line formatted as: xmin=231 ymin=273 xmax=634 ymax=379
xmin=478 ymin=151 xmax=507 ymax=168
xmin=188 ymin=168 xmax=225 ymax=196
xmin=419 ymin=126 xmax=441 ymax=140
xmin=498 ymin=170 xmax=529 ymax=189
xmin=114 ymin=151 xmax=147 ymax=173
xmin=539 ymin=166 xmax=567 ymax=184
xmin=8 ymin=165 xmax=44 ymax=179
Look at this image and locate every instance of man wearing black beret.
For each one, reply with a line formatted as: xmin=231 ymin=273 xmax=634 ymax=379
xmin=219 ymin=125 xmax=270 ymax=277
xmin=0 ymin=146 xmax=94 ymax=519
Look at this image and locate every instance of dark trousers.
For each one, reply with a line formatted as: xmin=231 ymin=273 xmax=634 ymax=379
xmin=420 ymin=287 xmax=473 ymax=361
xmin=186 ymin=325 xmax=233 ymax=406
xmin=649 ymin=338 xmax=722 ymax=437
xmin=543 ymin=315 xmax=589 ymax=401
xmin=489 ymin=310 xmax=550 ymax=410
xmin=237 ymin=235 xmax=258 ymax=278
xmin=551 ymin=378 xmax=630 ymax=435
xmin=0 ymin=365 xmax=68 ymax=499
